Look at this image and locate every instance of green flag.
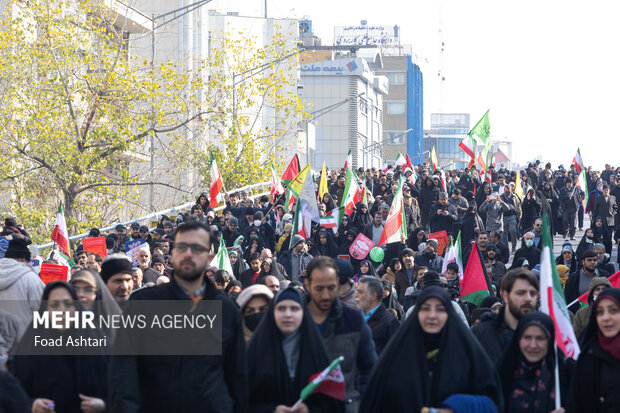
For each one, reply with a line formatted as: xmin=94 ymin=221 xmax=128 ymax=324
xmin=470 ymin=109 xmax=491 ymax=145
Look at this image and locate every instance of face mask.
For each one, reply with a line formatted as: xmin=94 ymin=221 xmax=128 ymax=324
xmin=525 ymin=240 xmax=534 ymax=248
xmin=244 ymin=312 xmax=264 ymax=332
xmin=254 ymin=220 xmax=262 ymax=227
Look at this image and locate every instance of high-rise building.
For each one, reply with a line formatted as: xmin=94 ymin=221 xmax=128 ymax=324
xmin=375 ymin=55 xmax=424 ymax=165
xmin=424 ymin=113 xmax=471 ymax=169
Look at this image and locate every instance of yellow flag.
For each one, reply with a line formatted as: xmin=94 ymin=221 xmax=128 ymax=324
xmin=514 ymin=171 xmax=524 ymax=201
xmin=288 ymin=164 xmax=311 ymax=197
xmin=319 ymin=162 xmax=328 ymax=202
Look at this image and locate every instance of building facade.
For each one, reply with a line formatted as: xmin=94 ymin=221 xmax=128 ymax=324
xmin=424 ymin=113 xmax=471 ymax=169
xmin=301 ymin=57 xmax=389 ymax=170
xmin=375 ymin=55 xmax=423 ymax=164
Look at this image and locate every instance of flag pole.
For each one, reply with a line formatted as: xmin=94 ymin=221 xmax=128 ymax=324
xmin=554 ymin=343 xmax=561 ymax=410
xmin=566 ymin=297 xmax=580 ymax=308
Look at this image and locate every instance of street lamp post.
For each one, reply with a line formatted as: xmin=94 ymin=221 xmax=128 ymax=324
xmin=148 ymin=0 xmax=214 ymax=212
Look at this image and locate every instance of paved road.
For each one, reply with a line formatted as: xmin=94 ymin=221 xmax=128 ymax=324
xmin=507 ymin=215 xmax=617 ymax=272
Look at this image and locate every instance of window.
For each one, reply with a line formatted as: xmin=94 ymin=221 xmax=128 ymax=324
xmin=386 ymin=72 xmax=405 ymax=86
xmin=385 ymin=131 xmax=407 ymax=145
xmin=387 ymin=102 xmax=405 ymax=115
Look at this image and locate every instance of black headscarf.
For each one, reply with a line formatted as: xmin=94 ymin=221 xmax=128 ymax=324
xmin=360 ymin=286 xmax=503 ymax=412
xmin=497 ymin=311 xmax=564 ymax=413
xmin=246 ymin=287 xmax=344 ymax=412
xmin=11 ymin=282 xmax=108 ymax=413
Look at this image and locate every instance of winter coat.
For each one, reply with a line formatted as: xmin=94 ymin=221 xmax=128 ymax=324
xmin=0 ymin=258 xmax=45 ymax=333
xmin=564 ymin=268 xmax=609 ymax=314
xmin=277 ymin=250 xmax=313 ymax=282
xmin=366 ymin=304 xmax=400 ymax=356
xmin=471 ymin=307 xmax=513 ymax=364
xmin=428 ymin=203 xmax=457 ymax=235
xmin=318 ymin=297 xmax=377 ymax=412
xmin=108 ymin=274 xmax=248 ymax=413
xmin=0 ymin=309 xmax=21 ymax=367
xmin=0 ymin=370 xmax=30 ymax=412
xmin=479 ymin=200 xmax=510 ymax=233
xmin=512 ymin=245 xmax=541 ymax=268
xmin=593 ymin=195 xmax=617 ymax=227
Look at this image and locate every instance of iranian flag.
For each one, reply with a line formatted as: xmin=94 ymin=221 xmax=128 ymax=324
xmin=379 ymin=176 xmax=407 ymax=245
xmin=476 ymin=152 xmax=487 ymax=173
xmin=394 ymin=152 xmax=406 ymax=171
xmin=460 ymin=241 xmax=492 ymax=306
xmin=293 ymin=357 xmax=345 ymax=409
xmin=429 ymin=147 xmax=438 ymax=171
xmin=344 ymin=150 xmax=352 ymax=170
xmin=340 ymin=167 xmax=361 ymax=216
xmin=291 ymin=202 xmax=309 ymax=245
xmin=320 ymin=206 xmax=344 ymax=233
xmin=381 ymin=162 xmax=389 ymax=174
xmin=406 ymin=153 xmax=414 ymax=170
xmin=297 ymin=169 xmax=320 ymax=238
xmin=281 ymin=154 xmax=301 ymax=186
xmin=575 ymin=168 xmax=589 ymax=209
xmin=209 ymin=235 xmax=233 ymax=275
xmin=441 ymin=232 xmax=463 ymax=280
xmin=270 ymin=163 xmax=284 ymax=199
xmin=572 ymin=148 xmax=584 ymax=173
xmin=51 ymin=202 xmax=71 ymax=257
xmin=540 ymin=214 xmax=580 ymax=360
xmin=209 ymin=154 xmax=224 ymax=208
xmin=458 ymin=134 xmax=476 ymax=159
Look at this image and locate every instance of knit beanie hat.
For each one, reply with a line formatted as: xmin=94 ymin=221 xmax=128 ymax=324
xmin=4 ymin=238 xmax=31 ymax=261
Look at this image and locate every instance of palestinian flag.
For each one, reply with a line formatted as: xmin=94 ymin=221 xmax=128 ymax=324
xmin=320 ymin=206 xmax=344 ymax=233
xmin=460 ymin=241 xmax=492 ymax=306
xmin=540 ymin=214 xmax=580 ymax=360
xmin=441 ymin=232 xmax=463 ymax=280
xmin=344 ymin=150 xmax=352 ymax=170
xmin=575 ymin=271 xmax=620 ymax=306
xmin=48 ymin=248 xmax=74 ymax=268
xmin=209 ymin=235 xmax=234 ymax=275
xmin=572 ymin=148 xmax=583 ymax=173
xmin=281 ymin=154 xmax=300 ymax=186
xmin=394 ymin=152 xmax=406 ymax=171
xmin=379 ymin=176 xmax=407 ymax=245
xmin=340 ymin=167 xmax=361 ymax=216
xmin=270 ymin=163 xmax=284 ymax=199
xmin=458 ymin=134 xmax=476 ymax=159
xmin=209 ymin=154 xmax=224 ymax=208
xmin=51 ymin=202 xmax=71 ymax=257
xmin=298 ymin=357 xmax=345 ymax=404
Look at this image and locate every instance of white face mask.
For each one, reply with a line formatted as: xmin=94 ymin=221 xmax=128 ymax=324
xmin=254 ymin=220 xmax=262 ymax=227
xmin=525 ymin=239 xmax=534 ymax=248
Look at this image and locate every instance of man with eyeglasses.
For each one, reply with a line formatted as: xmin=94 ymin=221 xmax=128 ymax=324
xmin=109 ymin=221 xmax=248 ymax=412
xmin=564 ymin=249 xmax=610 ymax=314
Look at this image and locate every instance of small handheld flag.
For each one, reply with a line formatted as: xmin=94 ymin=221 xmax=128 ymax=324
xmin=292 ymin=356 xmax=345 ymax=409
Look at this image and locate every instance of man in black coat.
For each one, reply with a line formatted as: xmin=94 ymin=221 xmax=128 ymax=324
xmin=428 ymin=192 xmax=457 ymax=236
xmin=564 ymin=249 xmax=610 ymax=314
xmin=559 ymin=178 xmax=581 ymax=240
xmin=513 ymin=232 xmax=542 ymax=268
xmin=472 ymin=269 xmax=539 ymax=364
xmin=356 ymin=276 xmax=400 ymax=356
xmin=108 ymin=221 xmax=248 ymax=412
xmin=592 ymin=184 xmax=617 ymax=228
xmin=394 ymin=248 xmax=417 ymax=305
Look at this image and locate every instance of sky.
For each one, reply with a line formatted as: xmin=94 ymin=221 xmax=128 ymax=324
xmin=209 ymin=0 xmax=620 ymax=170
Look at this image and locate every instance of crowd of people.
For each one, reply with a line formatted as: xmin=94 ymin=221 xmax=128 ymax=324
xmin=0 ymin=160 xmax=620 ymax=412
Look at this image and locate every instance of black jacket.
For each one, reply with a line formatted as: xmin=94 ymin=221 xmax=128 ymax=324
xmin=564 ymin=268 xmax=609 ymax=313
xmin=366 ymin=304 xmax=400 ymax=356
xmin=108 ymin=274 xmax=248 ymax=413
xmin=0 ymin=370 xmax=29 ymax=413
xmin=512 ymin=245 xmax=541 ymax=268
xmin=471 ymin=307 xmax=513 ymax=364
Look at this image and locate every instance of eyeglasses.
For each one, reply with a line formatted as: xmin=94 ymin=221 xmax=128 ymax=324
xmin=74 ymin=287 xmax=97 ymax=295
xmin=174 ymin=243 xmax=209 ymax=254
